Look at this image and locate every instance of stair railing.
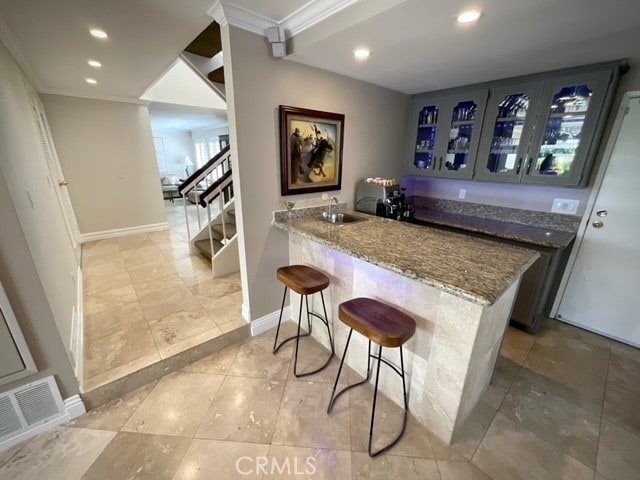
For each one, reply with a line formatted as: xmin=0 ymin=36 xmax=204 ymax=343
xmin=198 ymin=169 xmax=234 ymax=255
xmin=178 ymin=145 xmax=231 ymax=240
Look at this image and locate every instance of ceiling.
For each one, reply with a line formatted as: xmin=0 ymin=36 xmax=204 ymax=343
xmin=148 ymin=102 xmax=227 ymax=132
xmin=1 ymin=0 xmax=639 ymax=101
xmin=285 ymin=0 xmax=640 ymax=94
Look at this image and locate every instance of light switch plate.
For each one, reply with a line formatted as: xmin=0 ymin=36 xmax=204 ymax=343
xmin=551 ymin=198 xmax=579 ymax=215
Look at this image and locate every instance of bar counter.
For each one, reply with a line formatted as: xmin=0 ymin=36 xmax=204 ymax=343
xmin=273 ymin=208 xmax=537 ymax=305
xmin=272 ymin=207 xmax=538 ymax=444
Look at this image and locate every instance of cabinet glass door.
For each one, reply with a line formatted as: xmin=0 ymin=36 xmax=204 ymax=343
xmin=535 ymin=85 xmax=593 ymax=176
xmin=526 ymin=71 xmax=611 ymax=185
xmin=475 ymin=83 xmax=542 ymax=182
xmin=435 ymin=90 xmax=488 ymax=179
xmin=413 ymin=105 xmax=440 ymax=170
xmin=443 ymin=100 xmax=477 ymax=172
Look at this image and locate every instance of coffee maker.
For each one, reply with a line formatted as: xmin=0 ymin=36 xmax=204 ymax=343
xmin=354 ymin=179 xmax=414 ymax=222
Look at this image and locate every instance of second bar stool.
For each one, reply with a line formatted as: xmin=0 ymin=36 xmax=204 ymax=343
xmin=273 ymin=264 xmax=335 ymax=377
xmin=327 ymin=297 xmax=416 ymax=457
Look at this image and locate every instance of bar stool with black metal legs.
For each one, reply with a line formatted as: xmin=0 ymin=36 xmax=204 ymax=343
xmin=327 ymin=297 xmax=416 ymax=457
xmin=272 ymin=265 xmax=335 ymax=377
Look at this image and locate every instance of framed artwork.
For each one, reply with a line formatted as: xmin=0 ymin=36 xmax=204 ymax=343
xmin=279 ymin=105 xmax=344 ymax=196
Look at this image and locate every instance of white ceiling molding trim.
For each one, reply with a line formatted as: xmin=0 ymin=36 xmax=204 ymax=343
xmin=0 ymin=13 xmax=43 ymax=91
xmin=207 ymin=1 xmax=228 ymax=28
xmin=282 ymin=0 xmax=361 ymax=37
xmin=207 ymin=0 xmax=361 ymax=38
xmin=208 ymin=0 xmax=272 ymax=35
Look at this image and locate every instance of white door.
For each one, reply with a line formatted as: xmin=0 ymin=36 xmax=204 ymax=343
xmin=557 ymin=93 xmax=640 ymax=347
xmin=24 ymin=84 xmax=82 ymax=375
xmin=28 ymin=87 xmax=80 ymax=259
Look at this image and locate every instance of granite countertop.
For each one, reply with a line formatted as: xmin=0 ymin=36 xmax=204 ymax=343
xmin=412 ymin=208 xmax=576 ymax=249
xmin=273 ymin=210 xmax=539 ymax=306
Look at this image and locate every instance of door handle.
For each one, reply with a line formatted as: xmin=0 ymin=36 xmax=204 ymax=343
xmin=592 ymin=220 xmax=604 ymax=228
xmin=515 ymin=158 xmax=523 ymax=175
xmin=58 ymin=180 xmax=68 ymax=187
xmin=439 ymin=157 xmax=442 ymax=170
xmin=525 ymin=158 xmax=533 ymax=175
xmin=596 ymin=209 xmax=608 ymax=217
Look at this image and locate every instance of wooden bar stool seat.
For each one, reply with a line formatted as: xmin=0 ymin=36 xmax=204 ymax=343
xmin=273 ymin=265 xmax=335 ymax=377
xmin=327 ymin=297 xmax=416 ymax=457
xmin=277 ymin=265 xmax=330 ymax=295
xmin=338 ymin=297 xmax=416 ymax=348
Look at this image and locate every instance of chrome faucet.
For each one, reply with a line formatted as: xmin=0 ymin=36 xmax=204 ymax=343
xmin=326 ymin=196 xmax=338 ymax=218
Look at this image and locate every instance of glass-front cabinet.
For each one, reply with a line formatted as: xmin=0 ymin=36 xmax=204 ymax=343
xmin=412 ymin=101 xmax=442 ymax=172
xmin=475 ymin=71 xmax=612 ymax=185
xmin=407 ymin=90 xmax=488 ymax=180
xmin=406 ymin=63 xmax=619 ymax=186
xmin=475 ymin=82 xmax=543 ymax=182
xmin=525 ymin=71 xmax=611 ymax=185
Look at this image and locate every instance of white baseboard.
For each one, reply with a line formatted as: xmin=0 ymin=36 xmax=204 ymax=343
xmin=79 ymin=222 xmax=169 ymax=243
xmin=250 ymin=306 xmax=289 ymax=336
xmin=242 ymin=302 xmax=250 ymax=323
xmin=64 ymin=394 xmax=86 ymax=420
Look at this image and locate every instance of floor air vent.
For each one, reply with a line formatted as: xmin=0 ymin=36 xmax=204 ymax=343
xmin=0 ymin=376 xmax=65 ymax=446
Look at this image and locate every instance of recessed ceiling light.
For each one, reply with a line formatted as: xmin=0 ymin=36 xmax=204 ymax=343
xmin=85 ymin=78 xmax=97 ymax=85
xmin=87 ymin=59 xmax=102 ymax=68
xmin=457 ymin=9 xmax=482 ymax=24
xmin=89 ymin=28 xmax=108 ymax=39
xmin=353 ymin=48 xmax=370 ymax=60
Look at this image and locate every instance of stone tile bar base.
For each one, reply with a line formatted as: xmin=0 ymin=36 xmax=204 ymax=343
xmin=289 ymin=233 xmax=520 ymax=445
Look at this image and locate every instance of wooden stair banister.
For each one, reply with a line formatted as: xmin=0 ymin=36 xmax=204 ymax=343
xmin=178 ymin=144 xmax=231 ymax=196
xmin=198 ymin=168 xmax=232 ymax=207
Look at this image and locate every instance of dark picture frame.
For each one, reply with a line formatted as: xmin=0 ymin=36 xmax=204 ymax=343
xmin=279 ymin=105 xmax=344 ymax=196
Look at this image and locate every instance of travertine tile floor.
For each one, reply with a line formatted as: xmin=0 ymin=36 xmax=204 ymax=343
xmin=82 ymin=199 xmax=244 ymax=391
xmin=1 ymin=319 xmax=639 ymax=479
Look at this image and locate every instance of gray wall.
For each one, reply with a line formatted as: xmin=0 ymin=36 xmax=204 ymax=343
xmin=41 ymin=94 xmax=167 ymax=235
xmin=0 ymin=173 xmax=78 ymax=398
xmin=224 ymin=26 xmax=409 ymax=320
xmin=409 ymin=59 xmax=640 ymax=218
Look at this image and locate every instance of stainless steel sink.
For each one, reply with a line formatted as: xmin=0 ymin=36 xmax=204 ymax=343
xmin=321 ymin=212 xmax=367 ymax=224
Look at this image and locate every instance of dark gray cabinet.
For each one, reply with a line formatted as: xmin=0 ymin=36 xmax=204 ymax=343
xmin=510 ymin=242 xmax=572 ymax=333
xmin=411 ymin=219 xmax=572 ymax=334
xmin=407 ymin=90 xmax=488 ymax=180
xmin=406 ymin=62 xmax=623 ymax=187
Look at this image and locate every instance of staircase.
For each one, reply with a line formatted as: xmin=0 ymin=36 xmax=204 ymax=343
xmin=177 ymin=146 xmax=239 ymax=277
xmin=180 ymin=21 xmax=226 ymax=100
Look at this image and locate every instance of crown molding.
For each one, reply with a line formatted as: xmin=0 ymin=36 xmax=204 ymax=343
xmin=207 ymin=1 xmax=228 ymax=28
xmin=208 ymin=1 xmax=272 ymax=36
xmin=208 ymin=0 xmax=360 ymax=38
xmin=282 ymin=0 xmax=360 ymax=37
xmin=0 ymin=12 xmax=44 ymax=91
